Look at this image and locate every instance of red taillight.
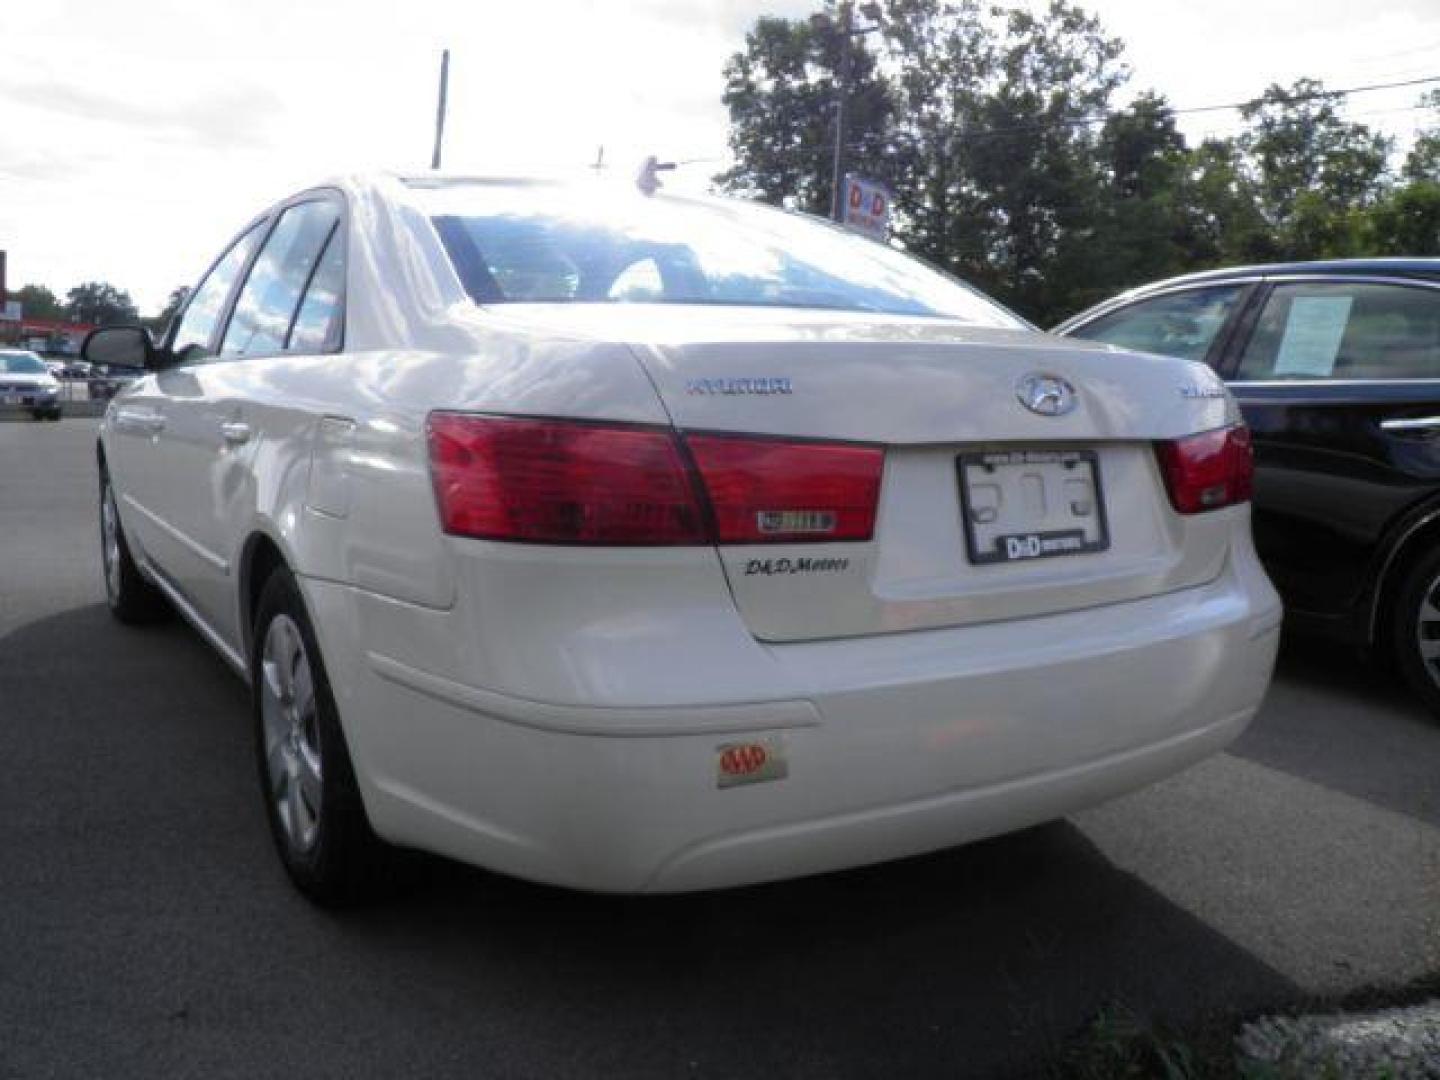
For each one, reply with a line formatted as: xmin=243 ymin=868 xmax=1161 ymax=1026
xmin=426 ymin=413 xmax=707 ymax=544
xmin=685 ymin=433 xmax=883 ymax=543
xmin=1155 ymin=424 xmax=1253 ymax=515
xmin=426 ymin=413 xmax=884 ymax=546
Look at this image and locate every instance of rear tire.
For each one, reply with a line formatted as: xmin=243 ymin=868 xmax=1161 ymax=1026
xmin=251 ymin=566 xmax=393 ymax=906
xmin=1390 ymin=545 xmax=1440 ymax=718
xmin=99 ymin=470 xmax=169 ymax=624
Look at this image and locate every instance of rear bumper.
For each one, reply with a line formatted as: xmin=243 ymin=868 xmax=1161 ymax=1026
xmin=305 ymin=542 xmax=1280 ymax=893
xmin=0 ymin=393 xmax=59 ymax=413
xmin=644 ymin=705 xmax=1254 ymax=892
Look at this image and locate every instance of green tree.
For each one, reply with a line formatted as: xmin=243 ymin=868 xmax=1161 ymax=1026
xmin=717 ymin=7 xmax=1428 ymax=321
xmin=883 ymin=0 xmax=1126 ymax=320
xmin=7 ymin=284 xmax=65 ymax=321
xmin=1364 ymin=181 xmax=1440 ymax=255
xmin=1239 ymin=78 xmax=1392 ymax=256
xmin=1403 ymin=89 xmax=1440 ymax=183
xmin=1181 ymin=137 xmax=1276 ymax=266
xmin=64 ymin=281 xmax=139 ymax=326
xmin=969 ymin=2 xmax=1125 ymax=320
xmin=152 ymin=286 xmax=190 ymax=335
xmin=718 ymin=1 xmax=1132 ymax=323
xmin=1084 ymin=93 xmax=1192 ymax=306
xmin=715 ymin=8 xmax=892 ymax=215
xmin=870 ymin=0 xmax=995 ymax=279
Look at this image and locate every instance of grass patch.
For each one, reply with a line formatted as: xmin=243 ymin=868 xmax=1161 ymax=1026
xmin=1049 ymin=976 xmax=1440 ymax=1080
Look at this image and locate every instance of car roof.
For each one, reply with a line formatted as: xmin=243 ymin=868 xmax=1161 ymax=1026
xmin=1052 ymin=257 xmax=1440 ymax=332
xmin=1159 ymin=257 xmax=1440 ymax=285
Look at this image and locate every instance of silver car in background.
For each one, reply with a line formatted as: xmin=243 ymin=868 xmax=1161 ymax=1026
xmin=0 ymin=350 xmax=63 ymax=421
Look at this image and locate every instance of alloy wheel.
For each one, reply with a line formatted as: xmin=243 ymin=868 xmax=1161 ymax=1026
xmin=259 ymin=614 xmax=323 ymax=853
xmin=1415 ymin=577 xmax=1440 ymax=689
xmin=100 ymin=483 xmax=122 ymax=603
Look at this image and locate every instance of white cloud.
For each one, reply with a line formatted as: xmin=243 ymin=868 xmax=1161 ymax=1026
xmin=0 ymin=0 xmax=1435 ymax=314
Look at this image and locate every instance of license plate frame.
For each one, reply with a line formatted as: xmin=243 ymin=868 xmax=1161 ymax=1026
xmin=957 ymin=449 xmax=1111 ymax=565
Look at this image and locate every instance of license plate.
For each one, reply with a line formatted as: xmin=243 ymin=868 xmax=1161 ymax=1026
xmin=958 ymin=449 xmax=1110 ymax=565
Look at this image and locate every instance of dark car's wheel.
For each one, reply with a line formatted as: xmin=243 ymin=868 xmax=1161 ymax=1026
xmin=46 ymin=408 xmax=62 ymax=421
xmin=99 ymin=471 xmax=169 ymax=623
xmin=252 ymin=566 xmax=391 ymax=905
xmin=1391 ymin=546 xmax=1440 ymax=717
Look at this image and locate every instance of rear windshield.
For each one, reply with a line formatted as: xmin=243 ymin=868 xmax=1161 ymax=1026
xmin=0 ymin=352 xmax=46 ymax=374
xmin=411 ymin=182 xmax=1024 ymax=327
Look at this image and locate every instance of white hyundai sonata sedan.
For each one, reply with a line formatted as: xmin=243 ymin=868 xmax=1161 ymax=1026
xmin=87 ymin=174 xmax=1280 ymax=903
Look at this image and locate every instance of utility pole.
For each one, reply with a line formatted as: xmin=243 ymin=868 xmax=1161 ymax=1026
xmin=818 ymin=3 xmax=883 ymax=223
xmin=830 ymin=5 xmax=853 ymax=222
xmin=430 ymin=49 xmax=450 ymax=170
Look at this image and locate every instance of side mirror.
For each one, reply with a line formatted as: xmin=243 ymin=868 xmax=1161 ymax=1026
xmin=81 ymin=326 xmax=156 ymax=371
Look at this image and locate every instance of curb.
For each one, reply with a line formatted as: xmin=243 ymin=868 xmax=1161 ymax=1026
xmin=1237 ymin=1000 xmax=1440 ymax=1077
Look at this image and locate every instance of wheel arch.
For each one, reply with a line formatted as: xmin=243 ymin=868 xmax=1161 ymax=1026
xmin=238 ymin=529 xmax=294 ymax=663
xmin=1366 ymin=499 xmax=1440 ymax=650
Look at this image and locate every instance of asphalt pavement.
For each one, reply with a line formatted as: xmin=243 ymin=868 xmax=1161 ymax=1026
xmin=1 ymin=418 xmax=1437 ymax=1079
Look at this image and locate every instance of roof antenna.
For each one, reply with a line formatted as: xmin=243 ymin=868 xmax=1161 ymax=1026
xmin=636 ymin=155 xmax=676 ymax=196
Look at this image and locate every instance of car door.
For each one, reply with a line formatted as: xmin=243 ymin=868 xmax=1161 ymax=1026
xmin=160 ymin=195 xmax=345 ymax=648
xmin=1218 ymin=276 xmax=1440 ymax=627
xmin=109 ymin=222 xmax=264 ymax=584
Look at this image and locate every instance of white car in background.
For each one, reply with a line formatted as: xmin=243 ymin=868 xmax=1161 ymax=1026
xmin=0 ymin=349 xmax=63 ymax=420
xmin=87 ymin=174 xmax=1280 ymax=904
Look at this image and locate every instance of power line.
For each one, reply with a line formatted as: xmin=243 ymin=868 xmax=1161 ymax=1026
xmin=1168 ymin=73 xmax=1440 ymax=118
xmin=840 ymin=73 xmax=1440 ymax=149
xmin=713 ymin=69 xmax=1440 ymax=174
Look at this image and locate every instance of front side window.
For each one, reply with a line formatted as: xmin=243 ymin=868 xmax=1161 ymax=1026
xmin=221 ymin=200 xmax=341 ymax=358
xmin=172 ymin=223 xmax=265 ymax=359
xmin=1234 ymin=282 xmax=1440 ymax=381
xmin=1068 ymin=285 xmax=1246 ymax=364
xmin=414 ymin=181 xmax=1025 ymax=327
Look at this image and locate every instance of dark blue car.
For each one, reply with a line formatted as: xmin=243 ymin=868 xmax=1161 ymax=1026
xmin=1056 ymin=259 xmax=1440 ymax=713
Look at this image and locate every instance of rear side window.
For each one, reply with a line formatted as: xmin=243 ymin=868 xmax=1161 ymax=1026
xmin=221 ymin=200 xmax=341 ymax=358
xmin=1069 ymin=286 xmax=1246 ymax=364
xmin=172 ymin=223 xmax=265 ymax=359
xmin=1234 ymin=282 xmax=1440 ymax=381
xmin=287 ymin=231 xmax=345 ymax=354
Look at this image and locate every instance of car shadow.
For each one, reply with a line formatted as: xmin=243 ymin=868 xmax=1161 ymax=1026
xmin=0 ymin=602 xmax=1303 ymax=1079
xmin=331 ymin=822 xmax=1300 ymax=1078
xmin=1229 ymin=630 xmax=1440 ymax=827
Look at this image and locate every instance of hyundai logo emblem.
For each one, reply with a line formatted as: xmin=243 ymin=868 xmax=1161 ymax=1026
xmin=1016 ymin=373 xmax=1077 ymax=417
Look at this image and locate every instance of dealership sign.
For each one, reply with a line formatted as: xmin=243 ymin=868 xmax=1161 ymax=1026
xmin=842 ymin=175 xmax=891 ymax=240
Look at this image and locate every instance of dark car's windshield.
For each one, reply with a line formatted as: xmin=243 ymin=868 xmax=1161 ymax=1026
xmin=0 ymin=352 xmax=47 ymax=375
xmin=410 ymin=181 xmax=1024 ymax=327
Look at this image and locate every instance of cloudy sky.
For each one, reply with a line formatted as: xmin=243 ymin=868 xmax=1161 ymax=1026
xmin=3 ymin=0 xmax=1437 ymax=315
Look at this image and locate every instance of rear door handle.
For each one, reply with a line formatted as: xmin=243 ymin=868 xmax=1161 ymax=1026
xmin=220 ymin=421 xmax=252 ymax=445
xmin=1380 ymin=416 xmax=1440 ymax=434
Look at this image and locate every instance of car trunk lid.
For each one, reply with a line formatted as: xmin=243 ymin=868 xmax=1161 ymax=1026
xmin=488 ymin=305 xmax=1241 ymax=641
